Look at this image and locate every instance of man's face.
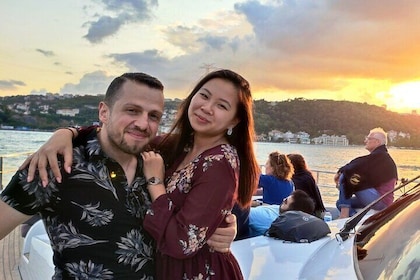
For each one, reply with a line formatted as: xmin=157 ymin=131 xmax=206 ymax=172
xmin=279 ymin=195 xmax=294 ymax=213
xmin=364 ymin=132 xmax=380 ymax=152
xmin=99 ymin=80 xmax=164 ymax=156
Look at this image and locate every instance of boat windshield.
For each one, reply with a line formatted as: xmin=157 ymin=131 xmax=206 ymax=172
xmin=354 ymin=188 xmax=420 ymax=280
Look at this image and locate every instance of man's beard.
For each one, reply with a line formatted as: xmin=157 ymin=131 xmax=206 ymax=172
xmin=108 ymin=130 xmax=145 ymax=156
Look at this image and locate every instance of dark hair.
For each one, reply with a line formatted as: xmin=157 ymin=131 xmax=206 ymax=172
xmin=289 ymin=190 xmax=315 ymax=214
xmin=158 ymin=69 xmax=259 ymax=208
xmin=268 ymin=151 xmax=294 ymax=180
xmin=287 ymin=153 xmax=308 ymax=172
xmin=104 ymin=72 xmax=164 ymax=107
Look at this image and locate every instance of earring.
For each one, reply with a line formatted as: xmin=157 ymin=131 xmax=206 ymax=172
xmin=227 ymin=127 xmax=233 ymax=136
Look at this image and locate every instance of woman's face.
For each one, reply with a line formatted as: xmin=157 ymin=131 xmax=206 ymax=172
xmin=188 ymin=78 xmax=239 ymax=137
xmin=265 ymin=159 xmax=274 ymax=175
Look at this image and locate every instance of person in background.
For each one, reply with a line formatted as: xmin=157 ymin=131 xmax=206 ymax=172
xmin=253 ymin=151 xmax=294 ymax=206
xmin=231 ymin=203 xmax=251 ymax=240
xmin=3 ymin=72 xmax=236 ymax=279
xmin=335 ymin=127 xmax=398 ymax=218
xmin=248 ymin=189 xmax=315 ymax=236
xmin=287 ymin=153 xmax=326 ymax=218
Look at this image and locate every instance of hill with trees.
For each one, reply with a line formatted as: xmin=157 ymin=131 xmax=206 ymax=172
xmin=254 ymin=98 xmax=420 ymax=146
xmin=1 ymin=95 xmax=419 ymax=147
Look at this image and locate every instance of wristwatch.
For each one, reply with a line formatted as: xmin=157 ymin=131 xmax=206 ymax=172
xmin=147 ymin=177 xmax=163 ymax=186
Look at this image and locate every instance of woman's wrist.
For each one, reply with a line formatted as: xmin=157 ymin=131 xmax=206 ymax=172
xmin=147 ymin=185 xmax=166 ymax=201
xmin=55 ymin=127 xmax=78 ymax=140
xmin=66 ymin=127 xmax=76 ymax=139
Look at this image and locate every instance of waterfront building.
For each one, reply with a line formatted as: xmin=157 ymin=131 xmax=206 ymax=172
xmin=313 ymin=134 xmax=349 ymax=146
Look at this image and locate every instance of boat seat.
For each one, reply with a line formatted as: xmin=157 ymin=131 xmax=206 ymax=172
xmin=22 ymin=219 xmax=47 ymax=255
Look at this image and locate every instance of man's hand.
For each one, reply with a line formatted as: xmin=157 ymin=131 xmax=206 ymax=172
xmin=334 ymin=172 xmax=341 ymax=189
xmin=207 ymin=213 xmax=237 ymax=253
xmin=19 ymin=128 xmax=75 ymax=186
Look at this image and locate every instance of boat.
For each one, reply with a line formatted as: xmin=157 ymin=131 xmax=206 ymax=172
xmin=16 ymin=176 xmax=420 ymax=279
xmin=19 ymin=220 xmax=54 ymax=279
xmin=232 ymin=176 xmax=420 ymax=280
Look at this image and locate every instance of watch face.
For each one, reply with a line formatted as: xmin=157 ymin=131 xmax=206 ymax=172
xmin=148 ymin=177 xmax=162 ymax=185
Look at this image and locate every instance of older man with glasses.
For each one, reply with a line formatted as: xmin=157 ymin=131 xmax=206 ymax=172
xmin=335 ymin=127 xmax=398 ymax=218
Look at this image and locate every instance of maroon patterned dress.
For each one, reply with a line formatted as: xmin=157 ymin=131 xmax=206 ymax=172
xmin=143 ymin=144 xmax=244 ymax=279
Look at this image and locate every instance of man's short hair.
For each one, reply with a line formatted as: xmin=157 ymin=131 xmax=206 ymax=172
xmin=104 ymin=72 xmax=164 ymax=106
xmin=288 ymin=189 xmax=315 ymax=214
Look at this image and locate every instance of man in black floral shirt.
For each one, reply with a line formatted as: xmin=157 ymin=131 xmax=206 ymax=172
xmin=0 ymin=73 xmax=167 ymax=279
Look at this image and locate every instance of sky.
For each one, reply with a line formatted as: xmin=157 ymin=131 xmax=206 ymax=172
xmin=1 ymin=0 xmax=420 ymax=113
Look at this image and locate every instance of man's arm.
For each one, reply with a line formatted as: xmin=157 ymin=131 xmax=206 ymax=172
xmin=207 ymin=213 xmax=237 ymax=253
xmin=0 ymin=200 xmax=31 ymax=240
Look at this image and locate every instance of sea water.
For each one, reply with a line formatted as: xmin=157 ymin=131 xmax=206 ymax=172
xmin=1 ymin=130 xmax=419 ymax=204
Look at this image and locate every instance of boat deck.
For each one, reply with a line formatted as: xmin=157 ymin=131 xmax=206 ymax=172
xmin=1 ymin=227 xmax=23 ymax=280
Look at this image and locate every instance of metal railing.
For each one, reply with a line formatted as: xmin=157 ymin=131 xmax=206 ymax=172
xmin=2 ymin=156 xmax=413 ymax=203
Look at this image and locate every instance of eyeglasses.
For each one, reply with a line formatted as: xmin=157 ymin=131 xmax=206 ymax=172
xmin=365 ymin=136 xmax=378 ymax=141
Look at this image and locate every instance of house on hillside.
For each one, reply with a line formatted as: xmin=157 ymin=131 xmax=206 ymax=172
xmin=313 ymin=134 xmax=349 ymax=146
xmin=56 ymin=108 xmax=80 ymax=117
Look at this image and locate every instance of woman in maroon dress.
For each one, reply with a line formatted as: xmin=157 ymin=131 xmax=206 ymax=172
xmin=141 ymin=69 xmax=259 ymax=279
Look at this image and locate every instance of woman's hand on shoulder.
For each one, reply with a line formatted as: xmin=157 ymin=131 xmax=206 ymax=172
xmin=19 ymin=128 xmax=75 ymax=186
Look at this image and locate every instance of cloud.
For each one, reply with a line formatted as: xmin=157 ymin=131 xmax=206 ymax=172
xmin=228 ymin=0 xmax=420 ymax=95
xmin=13 ymin=0 xmax=418 ymax=110
xmin=83 ymin=16 xmax=124 ymax=43
xmin=30 ymin=88 xmax=50 ymax=95
xmin=0 ymin=80 xmax=26 ymax=90
xmin=36 ymin=49 xmax=55 ymax=57
xmin=162 ymin=25 xmax=203 ymax=53
xmin=83 ymin=0 xmax=158 ymax=43
xmin=108 ymin=50 xmax=194 ymax=92
xmin=60 ymin=71 xmax=113 ymax=95
xmin=198 ymin=35 xmax=229 ymax=51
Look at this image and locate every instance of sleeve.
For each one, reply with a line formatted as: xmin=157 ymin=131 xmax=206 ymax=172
xmin=258 ymin=174 xmax=271 ymax=188
xmin=0 ymin=170 xmax=47 ymax=216
xmin=143 ymin=153 xmax=238 ymax=259
xmin=73 ymin=125 xmax=98 ymax=147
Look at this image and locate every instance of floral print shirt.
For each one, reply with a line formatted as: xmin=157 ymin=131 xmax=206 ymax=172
xmin=1 ymin=131 xmax=155 ymax=279
xmin=143 ymin=144 xmax=244 ymax=280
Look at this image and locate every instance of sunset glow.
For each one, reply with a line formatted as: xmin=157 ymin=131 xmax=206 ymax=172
xmin=389 ymin=82 xmax=420 ymax=110
xmin=378 ymin=82 xmax=420 ymax=113
xmin=1 ymin=1 xmax=420 ymax=115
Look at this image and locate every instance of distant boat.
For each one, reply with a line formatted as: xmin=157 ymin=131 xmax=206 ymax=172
xmin=0 ymin=125 xmax=14 ymax=130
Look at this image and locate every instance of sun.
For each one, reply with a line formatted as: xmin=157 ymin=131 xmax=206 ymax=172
xmin=381 ymin=81 xmax=420 ymax=113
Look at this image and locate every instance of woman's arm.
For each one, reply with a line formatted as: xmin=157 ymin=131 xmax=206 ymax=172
xmin=20 ymin=128 xmax=76 ymax=186
xmin=142 ymin=150 xmax=237 ymax=253
xmin=20 ymin=126 xmax=96 ymax=186
xmin=143 ymin=151 xmax=238 ymax=259
xmin=141 ymin=151 xmax=166 ymax=201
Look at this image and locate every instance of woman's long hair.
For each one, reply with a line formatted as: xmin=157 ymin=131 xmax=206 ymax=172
xmin=268 ymin=151 xmax=294 ymax=180
xmin=158 ymin=69 xmax=259 ymax=207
